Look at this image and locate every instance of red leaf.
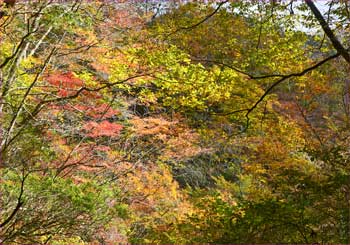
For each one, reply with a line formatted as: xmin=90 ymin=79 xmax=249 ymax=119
xmin=46 ymin=72 xmax=84 ymax=89
xmin=83 ymin=120 xmax=123 ymax=138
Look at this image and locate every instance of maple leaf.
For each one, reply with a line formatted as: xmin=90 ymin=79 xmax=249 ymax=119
xmin=46 ymin=72 xmax=84 ymax=89
xmin=57 ymin=88 xmax=69 ymax=97
xmin=83 ymin=120 xmax=123 ymax=138
xmin=87 ymin=104 xmax=120 ymax=119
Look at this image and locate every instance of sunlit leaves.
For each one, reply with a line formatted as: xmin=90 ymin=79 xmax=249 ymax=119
xmin=126 ymin=46 xmax=263 ymax=115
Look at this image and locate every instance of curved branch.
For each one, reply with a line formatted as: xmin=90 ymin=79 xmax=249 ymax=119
xmin=166 ymin=0 xmax=228 ymax=37
xmin=217 ymin=52 xmax=340 ymax=120
xmin=245 ymin=52 xmax=341 ymax=116
xmin=191 ymin=57 xmax=287 ymax=79
xmin=0 ymin=172 xmax=28 ymax=228
xmin=306 ymin=0 xmax=350 ymax=64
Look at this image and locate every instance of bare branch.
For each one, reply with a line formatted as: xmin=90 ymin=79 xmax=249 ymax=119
xmin=306 ymin=0 xmax=350 ymax=64
xmin=0 ymin=46 xmax=57 ymax=151
xmin=215 ymin=52 xmax=341 ymax=122
xmin=191 ymin=57 xmax=287 ymax=79
xmin=166 ymin=0 xmax=228 ymax=37
xmin=245 ymin=52 xmax=340 ymax=117
xmin=0 ymin=171 xmax=28 ymax=228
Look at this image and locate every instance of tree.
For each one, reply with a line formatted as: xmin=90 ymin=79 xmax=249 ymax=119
xmin=1 ymin=0 xmax=350 ymax=243
xmin=0 ymin=1 xmax=147 ymax=242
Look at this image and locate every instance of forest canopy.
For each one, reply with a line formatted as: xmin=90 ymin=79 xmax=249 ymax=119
xmin=1 ymin=0 xmax=350 ymax=243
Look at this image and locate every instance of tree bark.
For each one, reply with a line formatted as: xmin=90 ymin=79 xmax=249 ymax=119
xmin=305 ymin=0 xmax=350 ymax=64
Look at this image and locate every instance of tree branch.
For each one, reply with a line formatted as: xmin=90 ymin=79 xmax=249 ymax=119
xmin=0 ymin=172 xmax=28 ymax=228
xmin=191 ymin=57 xmax=287 ymax=79
xmin=305 ymin=0 xmax=350 ymax=64
xmin=166 ymin=0 xmax=228 ymax=37
xmin=0 ymin=46 xmax=57 ymax=151
xmin=245 ymin=52 xmax=340 ymax=117
xmin=217 ymin=52 xmax=340 ymax=122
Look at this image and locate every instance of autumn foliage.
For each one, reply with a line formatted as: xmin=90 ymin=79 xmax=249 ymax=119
xmin=1 ymin=0 xmax=350 ymax=244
